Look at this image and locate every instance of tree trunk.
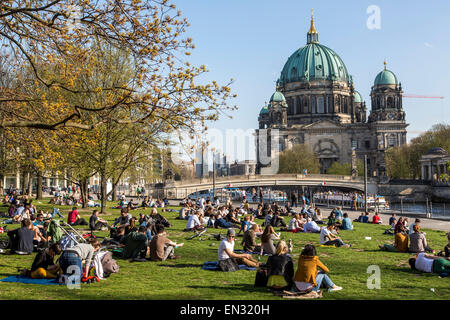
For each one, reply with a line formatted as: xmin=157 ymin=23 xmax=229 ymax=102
xmin=21 ymin=170 xmax=27 ymax=195
xmin=27 ymin=172 xmax=33 ymax=197
xmin=36 ymin=172 xmax=43 ymax=200
xmin=79 ymin=178 xmax=89 ymax=209
xmin=100 ymin=173 xmax=107 ymax=214
xmin=0 ymin=173 xmax=3 ymax=197
xmin=111 ymin=183 xmax=117 ymax=201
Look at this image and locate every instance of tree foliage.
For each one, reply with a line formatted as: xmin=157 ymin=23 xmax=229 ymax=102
xmin=326 ymin=159 xmax=364 ymax=176
xmin=277 ymin=144 xmax=320 ymax=174
xmin=385 ymin=123 xmax=450 ymax=179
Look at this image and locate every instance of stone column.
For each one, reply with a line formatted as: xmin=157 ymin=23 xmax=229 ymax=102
xmin=16 ymin=169 xmax=20 ymax=189
xmin=428 ymin=162 xmax=432 ymax=181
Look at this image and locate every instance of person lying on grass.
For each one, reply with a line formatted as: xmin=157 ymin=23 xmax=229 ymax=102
xmin=320 ymin=224 xmax=351 ymax=248
xmin=294 ymin=244 xmax=342 ymax=293
xmin=409 ymin=252 xmax=450 ymax=274
xmin=266 ymin=240 xmax=294 ymax=291
xmin=218 ymin=228 xmax=260 ymax=271
xmin=149 ymin=224 xmax=184 ymax=261
xmin=379 ymin=231 xmax=408 ymax=253
xmin=304 ymin=218 xmax=321 ymax=233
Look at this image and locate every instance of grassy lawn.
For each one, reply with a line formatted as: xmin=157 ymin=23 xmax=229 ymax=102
xmin=0 ymin=200 xmax=449 ymax=300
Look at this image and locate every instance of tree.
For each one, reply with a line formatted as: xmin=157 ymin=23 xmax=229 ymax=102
xmin=0 ymin=1 xmax=236 ymax=131
xmin=277 ymin=144 xmax=320 ymax=174
xmin=326 ymin=159 xmax=364 ymax=176
xmin=385 ymin=123 xmax=450 ymax=179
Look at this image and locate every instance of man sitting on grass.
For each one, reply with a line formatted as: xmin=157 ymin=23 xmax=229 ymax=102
xmin=7 ymin=218 xmax=34 ymax=254
xmin=242 ymin=224 xmax=261 ymax=253
xmin=341 ymin=213 xmax=353 ymax=230
xmin=149 ymin=224 xmax=183 ymax=261
xmin=120 ymin=226 xmax=148 ymax=262
xmin=320 ymin=224 xmax=351 ymax=248
xmin=218 ymin=228 xmax=260 ymax=271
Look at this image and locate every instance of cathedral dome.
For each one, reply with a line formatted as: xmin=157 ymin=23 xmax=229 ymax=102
xmin=374 ymin=63 xmax=398 ymax=86
xmin=279 ymin=43 xmax=350 ymax=85
xmin=269 ymin=91 xmax=286 ymax=103
xmin=259 ymin=103 xmax=269 ymax=115
xmin=354 ymin=91 xmax=363 ymax=103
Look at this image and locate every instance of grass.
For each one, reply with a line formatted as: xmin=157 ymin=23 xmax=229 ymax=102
xmin=0 ymin=200 xmax=449 ymax=300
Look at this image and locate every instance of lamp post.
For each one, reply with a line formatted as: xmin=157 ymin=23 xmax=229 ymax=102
xmin=364 ymin=155 xmax=368 ymax=213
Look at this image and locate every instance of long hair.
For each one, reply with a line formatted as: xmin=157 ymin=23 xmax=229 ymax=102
xmin=275 ymin=240 xmax=288 ymax=256
xmin=261 ymin=225 xmax=274 ymax=243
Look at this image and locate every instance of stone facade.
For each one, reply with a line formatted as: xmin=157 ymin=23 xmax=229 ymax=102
xmin=256 ymin=15 xmax=408 ymax=177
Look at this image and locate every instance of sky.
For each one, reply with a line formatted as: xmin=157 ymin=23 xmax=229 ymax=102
xmin=172 ymin=0 xmax=450 ymax=163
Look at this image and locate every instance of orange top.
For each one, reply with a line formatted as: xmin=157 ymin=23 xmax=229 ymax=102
xmin=394 ymin=232 xmax=408 ymax=253
xmin=294 ymin=255 xmax=329 ymax=286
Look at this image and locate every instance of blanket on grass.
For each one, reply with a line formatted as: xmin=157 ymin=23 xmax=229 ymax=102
xmin=234 ymin=250 xmax=269 ymax=256
xmin=201 ymin=261 xmax=257 ymax=271
xmin=0 ymin=275 xmax=63 ymax=285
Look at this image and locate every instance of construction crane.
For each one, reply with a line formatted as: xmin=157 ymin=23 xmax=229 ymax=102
xmin=403 ymin=94 xmax=444 ymax=99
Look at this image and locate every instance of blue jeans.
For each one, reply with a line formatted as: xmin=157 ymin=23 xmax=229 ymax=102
xmin=314 ymin=272 xmax=335 ymax=292
xmin=51 ymin=208 xmax=64 ymax=218
xmin=59 ymin=252 xmax=83 ymax=279
xmin=324 ymin=239 xmax=346 ymax=247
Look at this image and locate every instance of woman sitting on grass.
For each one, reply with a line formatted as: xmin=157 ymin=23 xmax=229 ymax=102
xmin=266 ymin=240 xmax=294 ymax=291
xmin=408 ymin=225 xmax=434 ymax=254
xmin=287 ymin=214 xmax=304 ymax=233
xmin=294 ymin=244 xmax=342 ymax=293
xmin=26 ymin=243 xmax=62 ymax=279
xmin=260 ymin=225 xmax=280 ymax=255
xmin=379 ymin=231 xmax=408 ymax=252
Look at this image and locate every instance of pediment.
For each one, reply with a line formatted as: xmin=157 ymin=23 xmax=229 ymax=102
xmin=303 ymin=120 xmax=345 ymax=130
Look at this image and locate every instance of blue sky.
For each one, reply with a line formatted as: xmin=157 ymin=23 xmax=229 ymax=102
xmin=174 ymin=0 xmax=450 ymax=162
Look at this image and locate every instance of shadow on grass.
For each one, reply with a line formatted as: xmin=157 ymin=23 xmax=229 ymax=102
xmin=187 ymin=283 xmax=266 ymax=293
xmin=158 ymin=263 xmax=203 ymax=268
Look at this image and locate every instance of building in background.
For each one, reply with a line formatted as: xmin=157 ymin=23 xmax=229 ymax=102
xmin=256 ymin=13 xmax=408 ymax=177
xmin=230 ymin=160 xmax=257 ymax=176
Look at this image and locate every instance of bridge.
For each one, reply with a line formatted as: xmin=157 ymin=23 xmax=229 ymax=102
xmin=161 ymin=174 xmax=378 ymax=200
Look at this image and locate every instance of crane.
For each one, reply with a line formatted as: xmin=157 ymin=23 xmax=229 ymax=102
xmin=403 ymin=94 xmax=444 ymax=99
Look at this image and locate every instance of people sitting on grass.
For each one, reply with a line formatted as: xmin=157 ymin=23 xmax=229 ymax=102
xmin=261 ymin=225 xmax=280 ymax=255
xmin=7 ymin=218 xmax=34 ymax=254
xmin=59 ymin=238 xmax=101 ymax=281
xmin=185 ymin=209 xmax=205 ymax=232
xmin=287 ymin=214 xmax=304 ymax=233
xmin=67 ymin=207 xmax=88 ymax=226
xmin=125 ymin=217 xmax=138 ymax=235
xmin=320 ymin=224 xmax=351 ymax=248
xmin=266 ymin=240 xmax=294 ymax=291
xmin=270 ymin=211 xmax=287 ymax=228
xmin=372 ymin=212 xmax=382 ymax=224
xmin=294 ymin=244 xmax=342 ymax=293
xmin=120 ymin=226 xmax=149 ymax=261
xmin=304 ymin=218 xmax=321 ymax=233
xmin=217 ymin=228 xmax=260 ymax=271
xmin=27 ymin=243 xmax=62 ymax=279
xmin=312 ymin=208 xmax=324 ymax=224
xmin=379 ymin=230 xmax=408 ymax=252
xmin=238 ymin=215 xmax=251 ymax=235
xmin=408 ymin=218 xmax=421 ymax=235
xmin=113 ymin=209 xmax=132 ymax=228
xmin=409 ymin=252 xmax=450 ymax=274
xmin=149 ymin=224 xmax=184 ymax=261
xmin=31 ymin=216 xmax=47 ymax=250
xmin=341 ymin=213 xmax=353 ymax=230
xmin=394 ymin=217 xmax=408 ymax=234
xmin=242 ymin=224 xmax=261 ymax=253
xmin=409 ymin=225 xmax=435 ymax=254
xmin=89 ymin=210 xmax=109 ymax=232
xmin=149 ymin=208 xmax=171 ymax=228
xmin=439 ymin=233 xmax=450 ymax=258
xmin=389 ymin=213 xmax=397 ymax=227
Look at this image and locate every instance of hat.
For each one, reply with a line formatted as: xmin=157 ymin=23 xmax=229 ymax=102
xmin=227 ymin=228 xmax=236 ymax=237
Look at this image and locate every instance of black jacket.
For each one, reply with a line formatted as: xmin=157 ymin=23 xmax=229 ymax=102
xmin=8 ymin=227 xmax=34 ymax=253
xmin=266 ymin=254 xmax=294 ymax=287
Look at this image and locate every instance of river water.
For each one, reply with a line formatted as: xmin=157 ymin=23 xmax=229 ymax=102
xmin=387 ymin=202 xmax=450 ymax=219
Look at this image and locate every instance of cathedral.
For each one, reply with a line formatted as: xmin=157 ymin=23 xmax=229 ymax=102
xmin=255 ymin=13 xmax=408 ymax=177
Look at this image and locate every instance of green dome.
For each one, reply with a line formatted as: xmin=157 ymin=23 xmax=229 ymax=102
xmin=279 ymin=43 xmax=350 ymax=85
xmin=259 ymin=104 xmax=269 ymax=115
xmin=269 ymin=91 xmax=286 ymax=103
xmin=374 ymin=69 xmax=398 ymax=86
xmin=353 ymin=91 xmax=363 ymax=103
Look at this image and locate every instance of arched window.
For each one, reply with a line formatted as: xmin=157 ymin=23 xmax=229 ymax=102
xmin=297 ymin=96 xmax=302 ymax=114
xmin=303 ymin=97 xmax=309 ymax=113
xmin=388 ymin=135 xmax=396 ymax=147
xmin=291 ymin=67 xmax=298 ymax=80
xmin=387 ymin=97 xmax=393 ymax=108
xmin=311 ymin=96 xmax=316 ymax=113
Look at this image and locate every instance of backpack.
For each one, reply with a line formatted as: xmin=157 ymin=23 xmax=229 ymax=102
xmin=101 ymin=251 xmax=120 ymax=276
xmin=254 ymin=265 xmax=268 ymax=287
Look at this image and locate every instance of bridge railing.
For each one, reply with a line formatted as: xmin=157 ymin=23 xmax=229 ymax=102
xmin=170 ymin=174 xmax=370 ymax=187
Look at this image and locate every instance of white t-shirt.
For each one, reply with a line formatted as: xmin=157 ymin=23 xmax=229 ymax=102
xmin=415 ymin=253 xmax=433 ymax=273
xmin=304 ymin=221 xmax=321 ymax=233
xmin=320 ymin=228 xmax=331 ymax=244
xmin=218 ymin=239 xmax=234 ymax=261
xmin=186 ymin=214 xmax=200 ymax=230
